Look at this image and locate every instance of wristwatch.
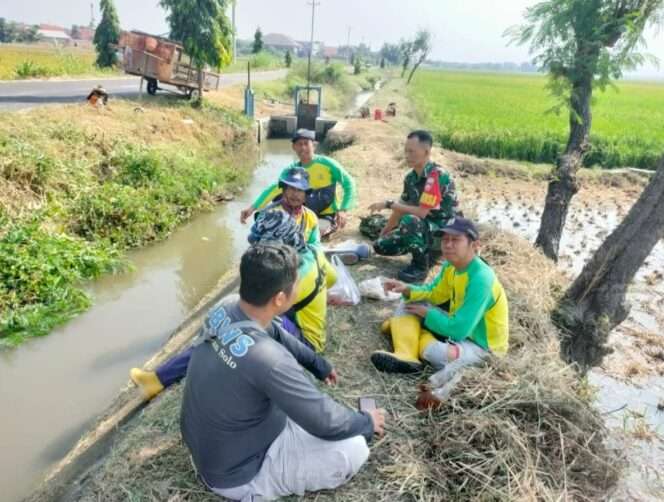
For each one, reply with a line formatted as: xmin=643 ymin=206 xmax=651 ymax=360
xmin=385 ymin=199 xmax=395 ymax=209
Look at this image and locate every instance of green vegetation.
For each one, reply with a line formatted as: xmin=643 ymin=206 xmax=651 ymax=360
xmin=0 ymin=100 xmax=254 ymax=347
xmin=410 ymin=70 xmax=664 ymax=169
xmin=254 ymin=61 xmax=382 ymax=111
xmin=0 ymin=45 xmax=117 ymax=80
xmin=94 ymin=0 xmax=121 ymax=67
xmin=225 ymin=51 xmax=285 ymax=73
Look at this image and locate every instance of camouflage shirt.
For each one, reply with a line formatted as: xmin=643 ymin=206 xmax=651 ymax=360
xmin=400 ymin=161 xmax=458 ymax=226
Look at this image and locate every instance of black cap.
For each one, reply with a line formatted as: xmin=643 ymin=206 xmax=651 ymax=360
xmin=441 ymin=217 xmax=479 ymax=241
xmin=292 ymin=128 xmax=315 ymax=142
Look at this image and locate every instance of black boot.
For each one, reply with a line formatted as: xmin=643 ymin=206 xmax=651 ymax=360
xmin=398 ymin=252 xmax=430 ymax=283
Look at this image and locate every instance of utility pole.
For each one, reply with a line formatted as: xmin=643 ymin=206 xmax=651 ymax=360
xmin=306 ymin=0 xmax=320 ymax=102
xmin=346 ymin=26 xmax=351 ymax=63
xmin=89 ymin=2 xmax=95 ymax=30
xmin=232 ymin=0 xmax=237 ymax=64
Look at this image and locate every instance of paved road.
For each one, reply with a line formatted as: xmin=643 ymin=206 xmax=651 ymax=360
xmin=0 ymin=69 xmax=287 ymax=111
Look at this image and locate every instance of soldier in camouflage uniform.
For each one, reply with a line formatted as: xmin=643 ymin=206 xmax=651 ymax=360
xmin=364 ymin=130 xmax=458 ymax=282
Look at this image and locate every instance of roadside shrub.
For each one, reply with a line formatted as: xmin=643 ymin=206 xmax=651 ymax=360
xmin=70 ymin=148 xmax=231 ymax=248
xmin=14 ymin=60 xmax=49 ymax=78
xmin=249 ymin=51 xmax=280 ymax=69
xmin=114 ymin=147 xmax=164 ymax=187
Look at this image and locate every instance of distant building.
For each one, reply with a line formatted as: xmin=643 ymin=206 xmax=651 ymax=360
xmin=72 ymin=26 xmax=94 ymax=41
xmin=322 ymin=46 xmax=338 ymax=59
xmin=263 ymin=33 xmax=301 ymax=53
xmin=296 ymin=40 xmax=324 ymax=58
xmin=38 ymin=24 xmax=71 ymax=44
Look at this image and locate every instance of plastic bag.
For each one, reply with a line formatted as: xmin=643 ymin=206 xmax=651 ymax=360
xmin=358 ymin=276 xmax=401 ymax=302
xmin=327 ymin=255 xmax=361 ymax=306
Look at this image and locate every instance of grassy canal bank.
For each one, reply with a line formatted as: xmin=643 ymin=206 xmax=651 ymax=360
xmin=49 ymin=80 xmax=648 ymax=501
xmin=0 ymin=63 xmax=385 ymax=348
xmin=0 ymin=98 xmax=256 ymax=347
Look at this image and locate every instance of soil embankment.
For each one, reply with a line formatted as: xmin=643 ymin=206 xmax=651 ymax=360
xmin=0 ymin=98 xmax=256 ymax=347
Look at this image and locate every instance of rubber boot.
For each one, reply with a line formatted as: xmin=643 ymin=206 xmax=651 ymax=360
xmin=380 ymin=318 xmax=391 ymax=337
xmin=398 ymin=251 xmax=430 ymax=283
xmin=371 ymin=315 xmax=423 ymax=373
xmin=130 ymin=368 xmax=164 ymax=400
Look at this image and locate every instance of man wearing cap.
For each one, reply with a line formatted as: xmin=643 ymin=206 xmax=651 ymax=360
xmin=366 ymin=130 xmax=459 ymax=283
xmin=241 ymin=129 xmax=357 ymax=238
xmin=129 ymin=211 xmax=337 ymax=402
xmin=370 ymin=217 xmax=509 ymax=376
xmin=259 ymin=166 xmax=321 ymax=248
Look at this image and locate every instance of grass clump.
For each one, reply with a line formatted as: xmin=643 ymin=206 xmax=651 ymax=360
xmin=254 ymin=61 xmax=383 ymax=112
xmin=410 ymin=70 xmax=664 ymax=170
xmin=0 ymin=216 xmax=122 ymax=348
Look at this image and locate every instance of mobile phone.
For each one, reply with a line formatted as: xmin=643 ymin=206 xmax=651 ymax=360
xmin=358 ymin=397 xmax=377 ymax=412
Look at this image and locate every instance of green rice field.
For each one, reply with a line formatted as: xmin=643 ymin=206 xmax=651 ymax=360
xmin=409 ymin=70 xmax=664 ymax=169
xmin=0 ymin=44 xmax=116 ymax=80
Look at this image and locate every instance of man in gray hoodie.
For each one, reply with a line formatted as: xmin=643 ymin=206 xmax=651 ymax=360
xmin=181 ymin=243 xmax=386 ymax=500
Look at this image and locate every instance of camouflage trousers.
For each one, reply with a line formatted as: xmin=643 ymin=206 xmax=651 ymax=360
xmin=373 ymin=214 xmax=435 ymax=260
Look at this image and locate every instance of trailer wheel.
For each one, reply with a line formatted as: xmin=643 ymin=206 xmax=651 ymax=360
xmin=146 ymin=79 xmax=158 ymax=95
xmin=188 ymin=88 xmax=201 ymax=101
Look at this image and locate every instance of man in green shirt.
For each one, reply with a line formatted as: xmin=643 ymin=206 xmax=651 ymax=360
xmin=371 ymin=217 xmax=509 ymax=376
xmin=366 ymin=130 xmax=458 ymax=283
xmin=241 ymin=129 xmax=357 ymax=238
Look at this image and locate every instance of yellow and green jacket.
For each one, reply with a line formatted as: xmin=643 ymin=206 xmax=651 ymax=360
xmin=252 ymin=155 xmax=357 ymax=216
xmin=291 ymin=247 xmax=337 ymax=352
xmin=407 ymin=256 xmax=509 ymax=355
xmin=264 ymin=202 xmax=321 ymax=249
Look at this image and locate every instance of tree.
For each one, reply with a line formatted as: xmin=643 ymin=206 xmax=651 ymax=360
xmin=406 ymin=30 xmax=432 ymax=84
xmin=71 ymin=25 xmax=81 ymax=40
xmin=380 ymin=42 xmax=401 ymax=65
xmin=0 ymin=18 xmax=17 ymax=43
xmin=399 ymin=39 xmax=414 ymax=77
xmin=380 ymin=57 xmax=386 ymax=69
xmin=509 ymin=0 xmax=664 ymax=261
xmin=353 ymin=56 xmax=362 ymax=75
xmin=160 ymin=0 xmax=232 ymax=101
xmin=252 ymin=26 xmax=263 ymax=54
xmin=94 ymin=0 xmax=121 ymax=67
xmin=17 ymin=25 xmax=39 ymax=43
xmin=285 ymin=49 xmax=292 ymax=68
xmin=554 ymin=158 xmax=664 ymax=371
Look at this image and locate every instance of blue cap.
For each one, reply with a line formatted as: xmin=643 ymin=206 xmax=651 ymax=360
xmin=279 ymin=167 xmax=310 ymax=192
xmin=441 ymin=217 xmax=479 ymax=241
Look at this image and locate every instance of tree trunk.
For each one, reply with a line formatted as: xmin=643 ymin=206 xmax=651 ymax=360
xmin=401 ymin=57 xmax=410 ymax=78
xmin=555 ymin=158 xmax=664 ymax=372
xmin=197 ymin=67 xmax=204 ymax=104
xmin=535 ymin=80 xmax=592 ymax=261
xmin=406 ymin=55 xmax=425 ymax=85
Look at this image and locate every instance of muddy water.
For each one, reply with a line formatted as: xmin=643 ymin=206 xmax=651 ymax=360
xmin=473 ymin=197 xmax=664 ymax=496
xmin=0 ymin=140 xmax=294 ymax=502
